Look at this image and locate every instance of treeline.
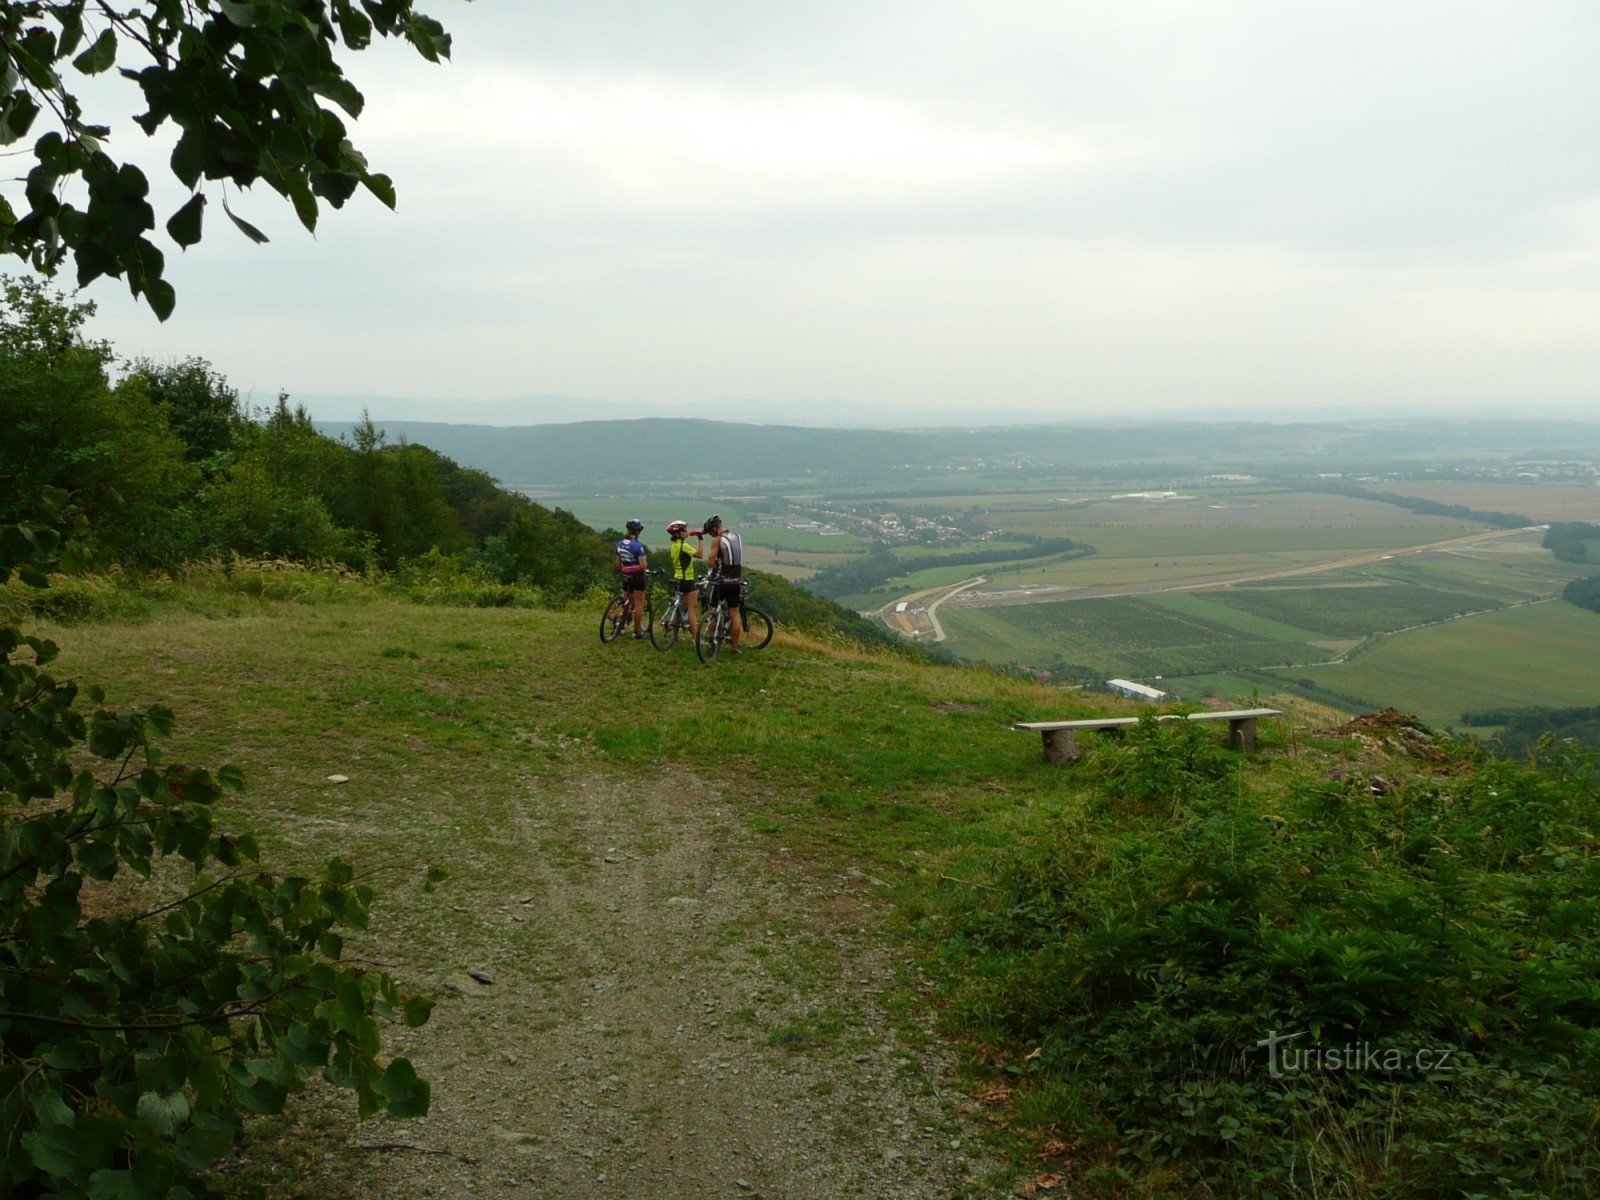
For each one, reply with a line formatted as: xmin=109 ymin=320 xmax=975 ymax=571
xmin=1461 ymin=704 xmax=1600 ymax=757
xmin=1306 ymin=481 xmax=1533 ymax=529
xmin=3 ymin=277 xmax=612 ymax=596
xmin=1 ymin=276 xmax=897 ymax=649
xmin=1544 ymin=521 xmax=1600 ymax=564
xmin=806 ymin=536 xmax=1084 ymax=600
xmin=1563 ymin=575 xmax=1600 ymax=613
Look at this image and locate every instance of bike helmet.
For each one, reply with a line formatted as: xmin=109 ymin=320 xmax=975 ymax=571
xmin=625 ymin=518 xmax=644 ymax=534
xmin=666 ymin=520 xmax=689 ymax=535
xmin=702 ymin=514 xmax=722 ymax=533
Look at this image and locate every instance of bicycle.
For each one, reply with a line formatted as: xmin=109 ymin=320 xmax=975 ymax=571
xmin=695 ymin=577 xmax=774 ymax=663
xmin=599 ymin=574 xmax=653 ymax=643
xmin=650 ymin=575 xmax=697 ymax=650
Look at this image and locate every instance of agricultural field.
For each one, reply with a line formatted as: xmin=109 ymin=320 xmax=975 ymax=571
xmin=1375 ymin=480 xmax=1600 ymax=522
xmin=937 ymin=524 xmax=1593 ymax=716
xmin=556 ymin=478 xmax=1598 ymax=723
xmin=940 ymin=596 xmax=1320 ymax=678
xmin=1271 ymin=601 xmax=1600 ymax=727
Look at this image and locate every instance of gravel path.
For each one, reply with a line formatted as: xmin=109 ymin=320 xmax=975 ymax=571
xmin=309 ymin=768 xmax=1004 ymax=1199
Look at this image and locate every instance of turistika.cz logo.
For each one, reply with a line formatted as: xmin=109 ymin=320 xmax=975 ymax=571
xmin=1255 ymin=1031 xmax=1456 ymax=1080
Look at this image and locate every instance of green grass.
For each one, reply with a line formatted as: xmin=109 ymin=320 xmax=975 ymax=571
xmin=24 ymin=579 xmax=1598 ymax=1197
xmin=1204 ymin=581 xmax=1498 ymax=639
xmin=1274 ymin=600 xmax=1600 ymax=726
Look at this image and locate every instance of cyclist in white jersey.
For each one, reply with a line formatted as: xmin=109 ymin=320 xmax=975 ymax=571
xmin=702 ymin=514 xmax=744 ymax=649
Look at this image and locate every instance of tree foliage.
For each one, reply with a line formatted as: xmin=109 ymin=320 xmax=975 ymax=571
xmin=1 ymin=276 xmax=196 ymax=568
xmin=1 ymin=0 xmax=449 ymax=317
xmin=1564 ymin=574 xmax=1600 ymax=614
xmin=1545 ymin=522 xmax=1600 ymax=565
xmin=123 ymin=357 xmax=243 ymax=470
xmin=0 ymin=505 xmax=433 ymax=1197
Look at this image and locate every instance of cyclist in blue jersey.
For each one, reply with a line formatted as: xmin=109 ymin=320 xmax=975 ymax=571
xmin=615 ymin=519 xmax=649 ymax=639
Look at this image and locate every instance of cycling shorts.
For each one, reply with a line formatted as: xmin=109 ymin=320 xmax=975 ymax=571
xmin=714 ymin=580 xmax=742 ymax=606
xmin=677 ymin=579 xmax=697 ymax=595
xmin=622 ymin=573 xmax=649 ymax=593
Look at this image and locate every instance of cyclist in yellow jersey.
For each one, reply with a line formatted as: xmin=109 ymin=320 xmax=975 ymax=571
xmin=664 ymin=519 xmax=704 ymax=637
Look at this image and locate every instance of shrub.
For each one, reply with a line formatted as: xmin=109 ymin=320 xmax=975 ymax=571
xmin=1 ymin=526 xmax=432 ymax=1197
xmin=947 ymin=721 xmax=1600 ymax=1197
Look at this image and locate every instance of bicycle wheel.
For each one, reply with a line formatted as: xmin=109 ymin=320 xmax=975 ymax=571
xmin=650 ymin=595 xmax=680 ymax=649
xmin=741 ymin=606 xmax=774 ymax=650
xmin=696 ymin=603 xmax=726 ymax=663
xmin=600 ymin=595 xmax=628 ymax=643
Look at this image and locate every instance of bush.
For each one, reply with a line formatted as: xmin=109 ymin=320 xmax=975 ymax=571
xmin=946 ymin=721 xmax=1600 ymax=1197
xmin=1 ymin=527 xmax=432 ymax=1197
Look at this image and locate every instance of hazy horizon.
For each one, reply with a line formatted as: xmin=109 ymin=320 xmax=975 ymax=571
xmin=295 ymin=393 xmax=1600 ymax=431
xmin=37 ymin=2 xmax=1600 ymax=423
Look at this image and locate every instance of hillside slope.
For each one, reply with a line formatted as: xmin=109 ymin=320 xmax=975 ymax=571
xmin=30 ymin=586 xmax=1599 ymax=1198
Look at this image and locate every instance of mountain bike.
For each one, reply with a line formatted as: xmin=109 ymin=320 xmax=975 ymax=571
xmin=650 ymin=578 xmax=697 ymax=650
xmin=599 ymin=575 xmax=653 ymax=643
xmin=695 ymin=577 xmax=774 ymax=663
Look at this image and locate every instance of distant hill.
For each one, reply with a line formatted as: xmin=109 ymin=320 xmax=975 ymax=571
xmin=313 ymin=416 xmax=1600 ymax=490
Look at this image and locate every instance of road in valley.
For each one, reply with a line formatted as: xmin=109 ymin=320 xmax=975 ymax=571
xmin=873 ymin=526 xmax=1546 ymax=638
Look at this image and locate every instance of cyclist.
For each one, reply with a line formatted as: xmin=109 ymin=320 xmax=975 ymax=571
xmin=664 ymin=519 xmax=704 ymax=638
xmin=614 ymin=518 xmax=649 ymax=639
xmin=702 ymin=514 xmax=744 ymax=650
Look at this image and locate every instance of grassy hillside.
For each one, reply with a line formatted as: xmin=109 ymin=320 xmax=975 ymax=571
xmin=26 ymin=578 xmax=1599 ymax=1198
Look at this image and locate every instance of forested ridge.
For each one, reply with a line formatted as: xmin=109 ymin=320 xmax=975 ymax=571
xmin=315 ymin=416 xmax=1600 ymax=488
xmin=0 ymin=276 xmax=891 ymax=646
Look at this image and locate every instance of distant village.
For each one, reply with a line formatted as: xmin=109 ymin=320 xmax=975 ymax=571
xmin=780 ymin=504 xmax=974 ymax=544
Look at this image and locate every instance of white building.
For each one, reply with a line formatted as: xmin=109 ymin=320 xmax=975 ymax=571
xmin=1107 ymin=678 xmax=1167 ymax=702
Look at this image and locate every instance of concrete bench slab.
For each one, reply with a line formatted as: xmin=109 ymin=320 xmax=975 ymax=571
xmin=1015 ymin=708 xmax=1282 ymax=763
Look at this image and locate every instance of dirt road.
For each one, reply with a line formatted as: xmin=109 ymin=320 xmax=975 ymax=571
xmin=941 ymin=526 xmax=1543 ymax=610
xmin=286 ymin=770 xmax=999 ymax=1200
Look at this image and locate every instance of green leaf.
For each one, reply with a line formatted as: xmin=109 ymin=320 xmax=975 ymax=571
xmin=31 ymin=1087 xmax=76 ymax=1130
xmin=217 ymin=1 xmax=259 ymax=27
xmin=175 ymin=1113 xmax=237 ymax=1167
xmin=135 ymin=1090 xmax=190 ymax=1136
xmin=76 ymin=837 xmax=118 ymax=880
xmin=401 ymin=994 xmax=434 ymax=1027
xmin=86 ymin=1169 xmax=161 ymax=1200
xmin=1 ymin=92 xmax=41 ymax=147
xmin=72 ymin=29 xmax=118 ymax=76
xmin=373 ymin=1056 xmax=430 ymax=1118
xmin=165 ymin=193 xmax=205 ymax=248
xmin=287 ymin=175 xmax=318 ymax=232
xmin=142 ymin=278 xmax=176 ymax=321
xmin=222 ymin=201 xmax=269 ymax=245
xmin=169 ymin=133 xmax=205 ymax=190
xmin=363 ymin=172 xmax=396 ymax=210
xmin=310 ymin=76 xmax=365 ymax=119
xmin=23 ymin=1115 xmax=120 ymax=1179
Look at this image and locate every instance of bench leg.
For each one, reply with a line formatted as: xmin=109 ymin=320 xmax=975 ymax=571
xmin=1041 ymin=729 xmax=1080 ymax=765
xmin=1227 ymin=717 xmax=1258 ymax=751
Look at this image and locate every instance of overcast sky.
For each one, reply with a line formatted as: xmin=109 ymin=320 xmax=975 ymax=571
xmin=64 ymin=2 xmax=1600 ymax=422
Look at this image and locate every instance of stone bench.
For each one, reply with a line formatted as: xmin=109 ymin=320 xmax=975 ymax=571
xmin=1014 ymin=708 xmax=1283 ymax=764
